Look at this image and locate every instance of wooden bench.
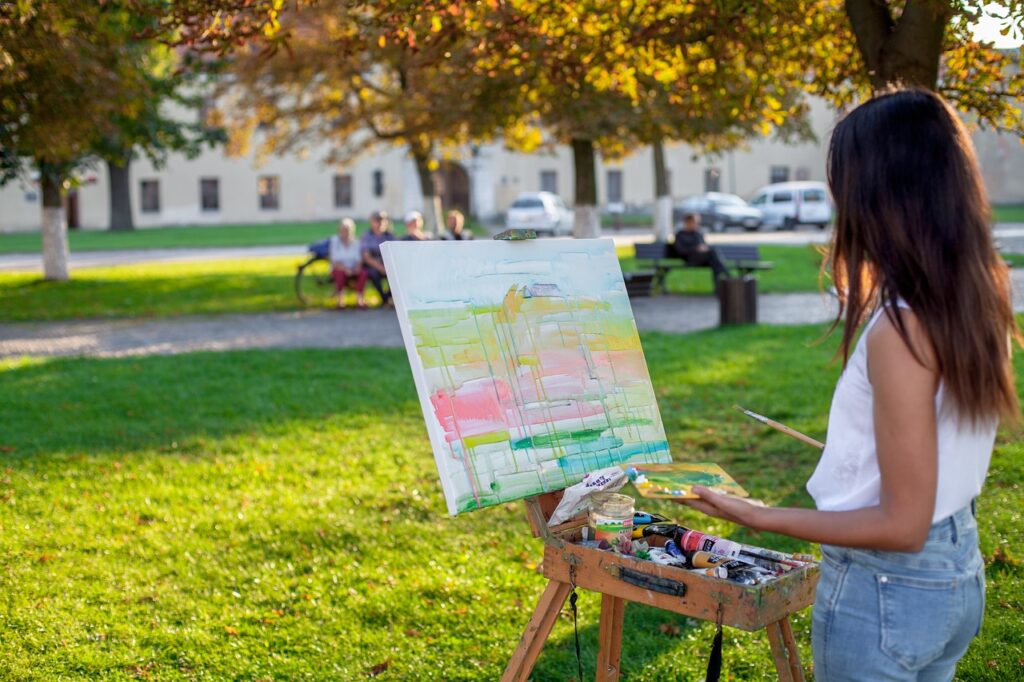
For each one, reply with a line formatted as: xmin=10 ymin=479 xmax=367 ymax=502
xmin=633 ymin=241 xmax=773 ymax=293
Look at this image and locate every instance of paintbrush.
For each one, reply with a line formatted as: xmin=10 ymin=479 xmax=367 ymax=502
xmin=733 ymin=405 xmax=825 ymax=450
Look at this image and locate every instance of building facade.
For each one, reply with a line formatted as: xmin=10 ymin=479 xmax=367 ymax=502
xmin=1 ymin=98 xmax=1021 ymax=232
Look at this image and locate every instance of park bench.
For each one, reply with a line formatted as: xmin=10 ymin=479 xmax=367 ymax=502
xmin=632 ymin=241 xmax=774 ymax=294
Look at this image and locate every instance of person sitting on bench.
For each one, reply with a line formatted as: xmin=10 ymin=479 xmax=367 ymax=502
xmin=670 ymin=212 xmax=730 ymax=281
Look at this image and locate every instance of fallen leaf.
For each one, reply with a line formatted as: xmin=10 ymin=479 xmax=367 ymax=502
xmin=659 ymin=623 xmax=681 ymax=636
xmin=224 ymin=626 xmax=239 ymax=637
xmin=404 ymin=628 xmax=421 ymax=637
xmin=365 ymin=659 xmax=390 ymax=677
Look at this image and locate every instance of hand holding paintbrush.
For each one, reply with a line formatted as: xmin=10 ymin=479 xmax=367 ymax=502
xmin=733 ymin=405 xmax=825 ymax=450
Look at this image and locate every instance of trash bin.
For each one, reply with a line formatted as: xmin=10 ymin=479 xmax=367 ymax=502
xmin=623 ymin=270 xmax=656 ymax=297
xmin=718 ymin=275 xmax=758 ymax=325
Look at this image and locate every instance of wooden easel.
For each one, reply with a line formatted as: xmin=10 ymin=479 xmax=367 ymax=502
xmin=502 ymin=493 xmax=816 ymax=681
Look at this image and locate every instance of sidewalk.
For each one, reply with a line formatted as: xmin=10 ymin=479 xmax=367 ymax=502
xmin=6 ymin=266 xmax=1024 ymax=358
xmin=0 ymin=292 xmax=839 ymax=358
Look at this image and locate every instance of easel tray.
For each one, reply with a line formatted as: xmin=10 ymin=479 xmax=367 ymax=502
xmin=542 ymin=528 xmax=819 ymax=632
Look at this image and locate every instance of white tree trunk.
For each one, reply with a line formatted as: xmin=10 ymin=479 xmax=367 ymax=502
xmin=573 ymin=204 xmax=601 ymax=239
xmin=654 ymin=195 xmax=673 ymax=242
xmin=41 ymin=206 xmax=70 ymax=281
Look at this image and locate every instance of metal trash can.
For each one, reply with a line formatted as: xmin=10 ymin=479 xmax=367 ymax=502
xmin=718 ymin=275 xmax=758 ymax=325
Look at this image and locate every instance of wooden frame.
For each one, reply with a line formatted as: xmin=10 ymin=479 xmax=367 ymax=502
xmin=503 ymin=495 xmax=818 ymax=681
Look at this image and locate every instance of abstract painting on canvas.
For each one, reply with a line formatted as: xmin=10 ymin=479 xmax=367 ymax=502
xmin=382 ymin=239 xmax=671 ymax=515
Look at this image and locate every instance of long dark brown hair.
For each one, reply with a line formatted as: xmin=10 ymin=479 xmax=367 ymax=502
xmin=827 ymin=88 xmax=1019 ymax=425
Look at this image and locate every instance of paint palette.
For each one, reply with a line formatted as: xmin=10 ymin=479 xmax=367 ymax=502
xmin=625 ymin=462 xmax=749 ymax=499
xmin=382 ymin=239 xmax=672 ymax=515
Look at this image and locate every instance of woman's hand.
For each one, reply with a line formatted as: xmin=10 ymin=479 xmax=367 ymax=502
xmin=683 ymin=486 xmax=764 ymax=528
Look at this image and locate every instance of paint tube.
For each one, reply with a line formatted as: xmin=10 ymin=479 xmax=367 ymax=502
xmin=738 ymin=544 xmax=807 ymax=568
xmin=727 ymin=568 xmax=764 ymax=585
xmin=632 ymin=512 xmax=673 ymax=539
xmin=677 ymin=529 xmax=744 ymax=558
xmin=664 ymin=540 xmax=685 ymax=560
xmin=690 ymin=566 xmax=729 ymax=579
xmin=641 ymin=523 xmax=684 ymax=538
xmin=647 ymin=548 xmax=687 ymax=567
xmin=689 ymin=551 xmax=773 ymax=576
xmin=633 ymin=511 xmax=671 ymax=526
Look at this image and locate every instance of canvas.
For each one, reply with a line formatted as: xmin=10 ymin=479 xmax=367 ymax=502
xmin=382 ymin=239 xmax=672 ymax=515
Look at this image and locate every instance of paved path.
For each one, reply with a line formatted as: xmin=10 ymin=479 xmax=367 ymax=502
xmin=6 ymin=263 xmax=1024 ymax=357
xmin=0 ymin=292 xmax=841 ymax=358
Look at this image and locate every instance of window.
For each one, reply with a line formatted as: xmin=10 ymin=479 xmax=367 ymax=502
xmin=772 ymin=191 xmax=793 ymax=203
xmin=510 ymin=197 xmax=544 ymax=209
xmin=795 ymin=166 xmax=810 ymax=181
xmin=140 ymin=180 xmax=160 ymax=213
xmin=258 ymin=175 xmax=280 ymax=210
xmin=200 ymin=178 xmax=219 ymax=212
xmin=540 ymin=170 xmax=557 ymax=194
xmin=372 ymin=169 xmax=384 ymax=198
xmin=751 ymin=194 xmax=767 ymax=206
xmin=334 ymin=174 xmax=353 ymax=208
xmin=802 ymin=189 xmax=827 ymax=203
xmin=703 ymin=168 xmax=720 ymax=192
xmin=606 ymin=170 xmax=623 ymax=204
xmin=770 ymin=166 xmax=790 ymax=184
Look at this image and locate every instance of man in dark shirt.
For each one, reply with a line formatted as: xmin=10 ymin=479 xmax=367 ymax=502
xmin=671 ymin=212 xmax=730 ymax=280
xmin=361 ymin=210 xmax=396 ymax=305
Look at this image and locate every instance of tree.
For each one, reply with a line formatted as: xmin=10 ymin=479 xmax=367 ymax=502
xmin=488 ymin=1 xmax=823 ymax=238
xmin=0 ymin=3 xmax=148 ymax=278
xmin=226 ymin=1 xmax=522 ymax=234
xmin=0 ymin=1 xmax=281 ymax=278
xmin=840 ymin=1 xmax=1023 ymax=134
xmin=96 ymin=47 xmax=226 ymax=232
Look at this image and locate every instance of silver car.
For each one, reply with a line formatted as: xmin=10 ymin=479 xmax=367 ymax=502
xmin=673 ymin=192 xmax=764 ymax=232
xmin=506 ymin=191 xmax=575 ymax=236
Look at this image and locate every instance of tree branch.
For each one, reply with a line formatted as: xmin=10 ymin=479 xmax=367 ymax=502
xmin=844 ymin=0 xmax=894 ymax=89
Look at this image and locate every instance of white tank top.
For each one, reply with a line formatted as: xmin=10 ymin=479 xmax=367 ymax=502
xmin=806 ymin=304 xmax=997 ymax=523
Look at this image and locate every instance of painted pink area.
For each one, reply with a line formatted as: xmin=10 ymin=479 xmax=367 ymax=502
xmin=592 ymin=350 xmax=648 ymax=380
xmin=430 ymin=378 xmax=512 ymax=443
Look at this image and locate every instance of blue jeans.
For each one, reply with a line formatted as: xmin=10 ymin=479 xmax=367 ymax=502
xmin=812 ymin=504 xmax=985 ymax=682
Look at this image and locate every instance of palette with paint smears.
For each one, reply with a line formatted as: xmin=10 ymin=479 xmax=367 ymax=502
xmin=626 ymin=462 xmax=749 ymax=499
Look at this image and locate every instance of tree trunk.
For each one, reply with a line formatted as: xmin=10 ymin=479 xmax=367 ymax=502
xmin=107 ymin=157 xmax=134 ymax=231
xmin=411 ymin=147 xmax=442 ymax=237
xmin=571 ymin=138 xmax=600 ymax=239
xmin=845 ymin=0 xmax=949 ymax=90
xmin=39 ymin=164 xmax=70 ymax=281
xmin=652 ymin=139 xmax=673 ymax=242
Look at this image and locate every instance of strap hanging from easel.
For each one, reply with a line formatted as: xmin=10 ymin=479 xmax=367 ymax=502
xmin=568 ymin=565 xmax=584 ymax=682
xmin=705 ymin=604 xmax=724 ymax=682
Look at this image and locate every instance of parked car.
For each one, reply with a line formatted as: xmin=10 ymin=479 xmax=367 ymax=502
xmin=750 ymin=181 xmax=833 ymax=230
xmin=673 ymin=192 xmax=763 ymax=232
xmin=506 ymin=191 xmax=574 ymax=236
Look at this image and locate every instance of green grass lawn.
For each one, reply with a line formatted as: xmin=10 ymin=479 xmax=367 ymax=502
xmin=0 ymin=245 xmax=828 ymax=322
xmin=619 ymin=243 xmax=828 ymax=295
xmin=994 ymin=204 xmax=1024 ymax=224
xmin=0 ymin=220 xmax=488 ymax=255
xmin=1 ymin=328 xmax=1021 ymax=680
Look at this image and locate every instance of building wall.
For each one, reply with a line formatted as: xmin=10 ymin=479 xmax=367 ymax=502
xmin=2 ymin=96 xmax=1022 ymax=232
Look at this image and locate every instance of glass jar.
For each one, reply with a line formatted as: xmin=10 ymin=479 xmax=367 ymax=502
xmin=588 ymin=492 xmax=634 ymax=553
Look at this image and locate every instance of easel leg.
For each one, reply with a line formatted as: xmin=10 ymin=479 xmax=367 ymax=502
xmin=595 ymin=594 xmax=626 ymax=682
xmin=765 ymin=616 xmax=805 ymax=682
xmin=501 ymin=580 xmax=573 ymax=682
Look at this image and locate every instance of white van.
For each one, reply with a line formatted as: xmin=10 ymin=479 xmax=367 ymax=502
xmin=750 ymin=181 xmax=833 ymax=230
